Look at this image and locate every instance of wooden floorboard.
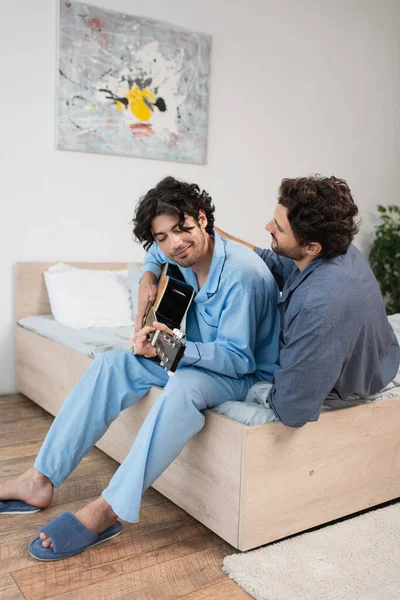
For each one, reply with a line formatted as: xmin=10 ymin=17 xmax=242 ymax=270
xmin=0 ymin=415 xmax=53 ymax=435
xmin=42 ymin=545 xmax=233 ymax=600
xmin=0 ymin=427 xmax=52 ymax=449
xmin=0 ymin=393 xmax=30 ymax=406
xmin=0 ymin=394 xmax=244 ymax=600
xmin=176 ymin=579 xmax=251 ymax=599
xmin=0 ymin=572 xmax=25 ymax=599
xmin=0 ymin=442 xmax=45 ymax=462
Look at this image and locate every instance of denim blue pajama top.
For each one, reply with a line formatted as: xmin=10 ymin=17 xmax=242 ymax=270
xmin=255 ymin=244 xmax=400 ymax=426
xmin=142 ymin=233 xmax=280 ymax=382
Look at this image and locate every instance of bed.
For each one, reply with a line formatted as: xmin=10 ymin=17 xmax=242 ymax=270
xmin=15 ymin=262 xmax=400 ymax=551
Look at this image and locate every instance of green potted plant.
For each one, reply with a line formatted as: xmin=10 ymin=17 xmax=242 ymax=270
xmin=369 ymin=204 xmax=400 ymax=315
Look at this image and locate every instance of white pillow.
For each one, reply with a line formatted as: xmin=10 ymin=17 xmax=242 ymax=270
xmin=44 ymin=263 xmax=133 ymax=328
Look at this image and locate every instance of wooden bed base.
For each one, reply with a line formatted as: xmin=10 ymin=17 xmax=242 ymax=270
xmin=15 ymin=262 xmax=400 ymax=551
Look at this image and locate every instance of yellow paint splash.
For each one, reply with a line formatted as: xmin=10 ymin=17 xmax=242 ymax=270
xmin=124 ymin=86 xmax=155 ymax=121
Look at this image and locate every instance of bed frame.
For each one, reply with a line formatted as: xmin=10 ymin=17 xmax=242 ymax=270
xmin=15 ymin=262 xmax=400 ymax=551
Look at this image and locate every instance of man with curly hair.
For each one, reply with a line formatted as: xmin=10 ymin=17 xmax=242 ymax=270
xmin=0 ymin=176 xmax=280 ymax=560
xmin=216 ymin=175 xmax=400 ymax=427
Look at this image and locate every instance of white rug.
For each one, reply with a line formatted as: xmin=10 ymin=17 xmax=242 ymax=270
xmin=222 ymin=502 xmax=400 ymax=600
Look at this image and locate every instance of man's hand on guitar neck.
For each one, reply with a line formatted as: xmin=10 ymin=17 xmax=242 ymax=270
xmin=130 ymin=321 xmax=175 ymax=358
xmin=126 ymin=272 xmax=157 ymax=351
xmin=134 ymin=271 xmax=158 ymax=333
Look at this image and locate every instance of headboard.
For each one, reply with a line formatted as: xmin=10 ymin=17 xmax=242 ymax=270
xmin=16 ymin=262 xmax=136 ymax=320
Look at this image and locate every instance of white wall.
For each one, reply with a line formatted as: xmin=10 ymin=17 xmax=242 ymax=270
xmin=1 ymin=0 xmax=399 ymax=393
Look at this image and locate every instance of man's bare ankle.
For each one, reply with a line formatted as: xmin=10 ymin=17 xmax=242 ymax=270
xmin=97 ymin=497 xmax=116 ymax=516
xmin=30 ymin=468 xmax=51 ymax=486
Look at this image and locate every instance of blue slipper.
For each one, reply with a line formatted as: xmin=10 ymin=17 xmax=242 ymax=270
xmin=0 ymin=500 xmax=41 ymax=514
xmin=29 ymin=510 xmax=123 ymax=561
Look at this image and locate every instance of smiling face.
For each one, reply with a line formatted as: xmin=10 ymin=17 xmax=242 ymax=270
xmin=151 ymin=211 xmax=208 ymax=268
xmin=265 ymin=204 xmax=308 ymax=261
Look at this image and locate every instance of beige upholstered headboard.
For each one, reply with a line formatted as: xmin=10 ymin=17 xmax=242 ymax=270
xmin=16 ymin=262 xmax=139 ymax=320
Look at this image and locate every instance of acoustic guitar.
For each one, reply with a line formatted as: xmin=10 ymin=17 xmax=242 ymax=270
xmin=143 ymin=264 xmax=194 ymax=374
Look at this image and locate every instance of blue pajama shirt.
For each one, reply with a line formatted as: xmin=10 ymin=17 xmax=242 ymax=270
xmin=255 ymin=244 xmax=400 ymax=426
xmin=35 ymin=233 xmax=280 ymax=522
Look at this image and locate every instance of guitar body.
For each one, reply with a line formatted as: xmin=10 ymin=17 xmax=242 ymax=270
xmin=144 ymin=264 xmax=194 ymax=373
xmin=144 ymin=264 xmax=194 ymax=330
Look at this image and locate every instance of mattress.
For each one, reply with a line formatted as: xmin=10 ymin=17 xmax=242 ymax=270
xmin=17 ymin=313 xmax=400 ymax=426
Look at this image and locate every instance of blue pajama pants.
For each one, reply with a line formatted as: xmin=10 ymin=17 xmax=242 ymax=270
xmin=34 ymin=350 xmax=255 ymax=522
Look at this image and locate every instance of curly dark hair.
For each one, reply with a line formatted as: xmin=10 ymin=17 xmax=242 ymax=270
xmin=133 ymin=176 xmax=215 ymax=251
xmin=278 ymin=176 xmax=360 ymax=259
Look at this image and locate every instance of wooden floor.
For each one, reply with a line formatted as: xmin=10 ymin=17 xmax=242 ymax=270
xmin=0 ymin=394 xmax=250 ymax=600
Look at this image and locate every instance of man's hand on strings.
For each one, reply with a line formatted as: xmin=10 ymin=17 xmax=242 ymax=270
xmin=129 ymin=321 xmax=175 ymax=357
xmin=130 ymin=324 xmax=157 ymax=358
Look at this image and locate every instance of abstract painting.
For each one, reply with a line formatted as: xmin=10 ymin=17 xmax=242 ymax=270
xmin=57 ymin=1 xmax=211 ymax=164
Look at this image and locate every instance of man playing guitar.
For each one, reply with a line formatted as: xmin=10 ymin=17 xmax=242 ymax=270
xmin=0 ymin=176 xmax=280 ymax=562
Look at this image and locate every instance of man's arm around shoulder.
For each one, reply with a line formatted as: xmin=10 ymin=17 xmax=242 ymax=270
xmin=215 ymin=227 xmax=294 ymax=290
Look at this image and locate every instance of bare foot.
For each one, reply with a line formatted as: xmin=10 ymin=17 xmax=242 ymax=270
xmin=0 ymin=467 xmax=53 ymax=508
xmin=39 ymin=496 xmax=117 ymax=548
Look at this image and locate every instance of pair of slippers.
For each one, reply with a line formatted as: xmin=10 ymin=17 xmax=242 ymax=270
xmin=0 ymin=500 xmax=122 ymax=561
